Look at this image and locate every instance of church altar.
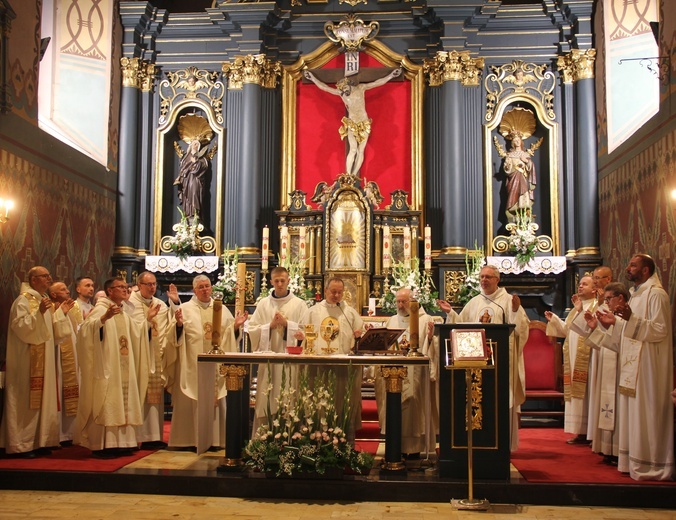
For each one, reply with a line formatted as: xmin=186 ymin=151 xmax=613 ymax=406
xmin=486 ymin=256 xmax=567 ymax=275
xmin=197 ymin=352 xmax=431 ymax=472
xmin=144 ymin=255 xmax=220 ymax=274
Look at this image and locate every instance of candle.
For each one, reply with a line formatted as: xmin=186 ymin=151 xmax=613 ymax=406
xmin=280 ymin=225 xmax=288 ymax=265
xmin=261 ymin=226 xmax=269 ymax=271
xmin=211 ymin=298 xmax=223 ymax=349
xmin=403 ymin=226 xmax=411 ymax=265
xmin=235 ymin=262 xmax=246 ymax=313
xmin=382 ymin=225 xmax=391 ymax=269
xmin=424 ymin=225 xmax=431 ymax=270
xmin=299 ymin=226 xmax=306 ymax=263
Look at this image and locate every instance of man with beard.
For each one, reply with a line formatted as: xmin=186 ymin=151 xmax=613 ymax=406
xmin=1 ymin=267 xmax=73 ymax=457
xmin=375 ymin=288 xmax=437 ymax=458
xmin=440 ymin=265 xmax=528 ymax=451
xmin=47 ymin=282 xmax=80 ymax=445
xmin=586 ymin=254 xmax=673 ymax=481
xmin=247 ymin=266 xmax=308 ymax=436
xmin=129 ymin=272 xmax=171 ymax=448
xmin=76 ymin=278 xmax=156 ymax=458
xmin=545 ymin=275 xmax=598 ymax=445
xmin=165 ymin=275 xmax=247 ymax=450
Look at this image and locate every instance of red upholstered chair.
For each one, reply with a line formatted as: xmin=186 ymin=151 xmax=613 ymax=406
xmin=519 ymin=320 xmax=564 ymax=425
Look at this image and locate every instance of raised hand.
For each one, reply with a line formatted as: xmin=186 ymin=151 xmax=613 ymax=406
xmin=571 ymin=293 xmax=582 ymax=313
xmin=167 ymin=283 xmax=180 ymax=305
xmin=175 ymin=308 xmax=184 ymax=327
xmin=544 ymin=310 xmax=554 ymax=322
xmin=596 ymin=309 xmax=616 ymax=328
xmin=437 ymin=299 xmax=452 ymax=314
xmin=147 ymin=303 xmax=161 ymax=321
xmin=101 ymin=303 xmax=121 ymax=324
xmin=583 ymin=310 xmax=597 ymax=330
xmin=234 ymin=309 xmax=249 ymax=329
xmin=39 ymin=297 xmax=53 ymax=314
xmin=60 ymin=298 xmax=76 ymax=315
xmin=511 ymin=294 xmax=521 ymax=313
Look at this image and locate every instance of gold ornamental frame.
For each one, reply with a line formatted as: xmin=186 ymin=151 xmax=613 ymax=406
xmin=281 ymin=38 xmax=425 ymax=221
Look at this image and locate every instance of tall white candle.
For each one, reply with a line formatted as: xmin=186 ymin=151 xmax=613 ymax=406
xmin=261 ymin=226 xmax=269 ymax=271
xmin=403 ymin=226 xmax=411 ymax=265
xmin=424 ymin=225 xmax=431 ymax=270
xmin=280 ymin=225 xmax=289 ymax=265
xmin=382 ymin=225 xmax=391 ymax=269
xmin=298 ymin=226 xmax=306 ymax=263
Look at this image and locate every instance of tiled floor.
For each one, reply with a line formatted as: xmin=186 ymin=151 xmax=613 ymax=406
xmin=0 ymin=490 xmax=674 ymax=519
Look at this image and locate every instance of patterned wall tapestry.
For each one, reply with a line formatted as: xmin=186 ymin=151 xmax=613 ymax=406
xmin=0 ymin=150 xmax=116 ymax=359
xmin=598 ymin=128 xmax=676 ymax=329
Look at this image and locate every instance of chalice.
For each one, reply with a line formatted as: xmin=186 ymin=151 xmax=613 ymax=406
xmin=320 ymin=316 xmax=340 ymax=354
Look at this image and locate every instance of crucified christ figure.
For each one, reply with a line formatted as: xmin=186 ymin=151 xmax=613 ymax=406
xmin=304 ymin=68 xmax=402 ymax=177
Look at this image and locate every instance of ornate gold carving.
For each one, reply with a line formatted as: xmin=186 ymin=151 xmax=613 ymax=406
xmin=423 ymin=51 xmax=484 ymax=87
xmin=121 ymin=57 xmax=144 ymax=89
xmin=324 ymin=14 xmax=378 ymax=52
xmin=445 ymin=270 xmax=466 ymax=304
xmin=158 ymin=66 xmax=224 ymax=125
xmin=556 ymin=49 xmax=596 ymax=84
xmin=484 ymin=60 xmax=556 ymax=122
xmin=116 ymin=269 xmax=127 ymax=281
xmin=219 ymin=364 xmax=248 ymax=391
xmin=140 ymin=63 xmax=157 ymax=92
xmin=468 ymin=368 xmax=483 ymax=431
xmin=379 ymin=366 xmax=408 ymax=393
xmin=222 ymin=54 xmax=282 ymax=90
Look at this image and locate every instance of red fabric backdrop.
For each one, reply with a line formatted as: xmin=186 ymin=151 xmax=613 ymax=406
xmin=296 ymin=54 xmax=411 ymax=208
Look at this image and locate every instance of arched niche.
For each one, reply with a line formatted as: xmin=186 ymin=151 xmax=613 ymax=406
xmin=483 ymin=62 xmax=560 ymax=256
xmin=153 ymin=97 xmax=225 ymax=255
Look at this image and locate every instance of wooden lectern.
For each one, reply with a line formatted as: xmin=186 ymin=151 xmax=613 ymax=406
xmin=437 ymin=323 xmax=513 ymax=480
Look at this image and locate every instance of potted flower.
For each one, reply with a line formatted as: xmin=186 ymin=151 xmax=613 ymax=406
xmin=166 ymin=207 xmax=203 ymax=260
xmin=507 ymin=208 xmax=538 ymax=268
xmin=380 ymin=257 xmax=439 ymax=314
xmin=212 ymin=246 xmax=238 ymax=303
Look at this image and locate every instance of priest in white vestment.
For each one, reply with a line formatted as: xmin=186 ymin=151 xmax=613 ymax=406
xmin=442 ymin=265 xmax=528 ymax=451
xmin=47 ymin=282 xmax=81 ymax=445
xmin=375 ymin=288 xmax=437 ymax=457
xmin=0 ymin=267 xmax=73 ymax=456
xmin=247 ymin=266 xmax=308 ymax=436
xmin=545 ymin=275 xmax=598 ymax=444
xmin=75 ymin=278 xmax=154 ymax=456
xmin=129 ymin=271 xmax=171 ymax=448
xmin=165 ymin=275 xmax=247 ymax=449
xmin=73 ymin=276 xmax=95 ymax=324
xmin=300 ymin=277 xmax=364 ymax=438
xmin=588 ymin=254 xmax=673 ymax=481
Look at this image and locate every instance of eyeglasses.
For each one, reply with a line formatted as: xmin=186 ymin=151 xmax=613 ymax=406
xmin=604 ymin=295 xmax=618 ymax=303
xmin=479 ymin=275 xmax=498 ymax=280
xmin=139 ymin=282 xmax=157 ymax=287
xmin=34 ymin=273 xmax=51 ymax=278
xmin=110 ymin=285 xmax=129 ymax=290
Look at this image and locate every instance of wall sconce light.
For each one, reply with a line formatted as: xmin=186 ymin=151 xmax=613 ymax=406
xmin=0 ymin=198 xmax=14 ymax=223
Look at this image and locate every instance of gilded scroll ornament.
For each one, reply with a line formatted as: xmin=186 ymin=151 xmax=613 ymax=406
xmin=324 ymin=14 xmax=378 ymax=51
xmin=380 ymin=366 xmax=408 ymax=393
xmin=556 ymin=49 xmax=596 ymax=84
xmin=158 ymin=66 xmax=224 ymax=125
xmin=468 ymin=368 xmax=483 ymax=431
xmin=444 ymin=270 xmax=467 ymax=304
xmin=219 ymin=364 xmax=248 ymax=391
xmin=423 ymin=51 xmax=485 ymax=87
xmin=221 ymin=54 xmax=282 ymax=90
xmin=484 ymin=60 xmax=555 ymax=122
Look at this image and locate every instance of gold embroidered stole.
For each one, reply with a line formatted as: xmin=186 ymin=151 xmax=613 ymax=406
xmin=113 ymin=315 xmax=131 ymax=423
xmin=59 ymin=309 xmax=80 ymax=416
xmin=562 ymin=299 xmax=597 ymax=401
xmin=140 ymin=298 xmax=163 ymax=405
xmin=198 ymin=303 xmax=219 ymax=402
xmin=23 ymin=292 xmax=46 ymax=410
xmin=71 ymin=300 xmax=84 ymax=328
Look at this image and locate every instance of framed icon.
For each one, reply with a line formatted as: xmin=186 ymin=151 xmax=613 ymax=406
xmin=449 ymin=329 xmax=490 ymax=366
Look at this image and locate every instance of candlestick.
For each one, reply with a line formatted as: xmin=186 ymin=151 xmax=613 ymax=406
xmin=208 ymin=297 xmax=224 ymax=355
xmin=280 ymin=225 xmax=288 ymax=265
xmin=299 ymin=226 xmax=306 ymax=263
xmin=424 ymin=225 xmax=432 ymax=270
xmin=383 ymin=225 xmax=391 ymax=269
xmin=403 ymin=226 xmax=411 ymax=266
xmin=235 ymin=262 xmax=246 ymax=314
xmin=261 ymin=226 xmax=269 ymax=271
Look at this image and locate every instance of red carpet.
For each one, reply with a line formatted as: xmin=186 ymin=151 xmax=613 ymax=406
xmin=354 ymin=399 xmax=381 ymax=456
xmin=0 ymin=445 xmax=157 ymax=472
xmin=512 ymin=428 xmax=676 ymax=485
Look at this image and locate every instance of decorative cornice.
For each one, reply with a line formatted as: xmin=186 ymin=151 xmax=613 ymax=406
xmin=556 ymin=49 xmax=596 ymax=84
xmin=423 ymin=51 xmax=485 ymax=87
xmin=222 ymin=54 xmax=282 ymax=90
xmin=324 ymin=14 xmax=378 ymax=52
xmin=158 ymin=66 xmax=224 ymax=126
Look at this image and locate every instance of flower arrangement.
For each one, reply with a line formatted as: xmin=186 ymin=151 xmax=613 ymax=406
xmin=244 ymin=366 xmax=374 ymax=477
xmin=211 ymin=246 xmax=238 ymax=303
xmin=455 ymin=245 xmax=485 ymax=306
xmin=380 ymin=257 xmax=440 ymax=314
xmin=507 ymin=208 xmax=538 ymax=268
xmin=167 ymin=207 xmax=203 ymax=260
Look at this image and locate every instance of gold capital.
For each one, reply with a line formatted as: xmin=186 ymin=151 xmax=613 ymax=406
xmin=557 ymin=49 xmax=596 ymax=84
xmin=219 ymin=364 xmax=249 ymax=391
xmin=424 ymin=51 xmax=484 ymax=87
xmin=379 ymin=366 xmax=408 ymax=393
xmin=121 ymin=57 xmax=156 ymax=90
xmin=222 ymin=54 xmax=282 ymax=90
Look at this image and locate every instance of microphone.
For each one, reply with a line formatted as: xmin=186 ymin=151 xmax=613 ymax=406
xmin=482 ymin=294 xmax=508 ymax=324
